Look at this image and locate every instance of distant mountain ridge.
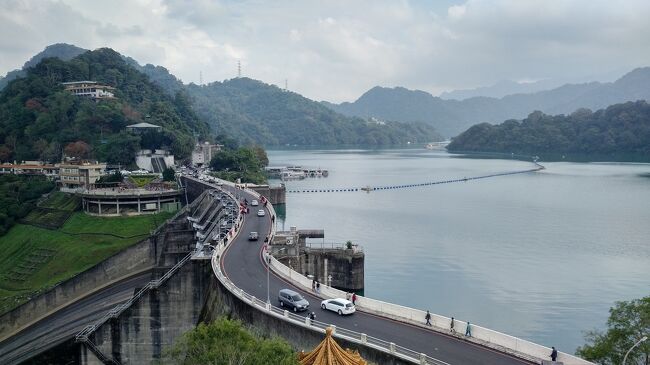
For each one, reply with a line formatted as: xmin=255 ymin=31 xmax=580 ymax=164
xmin=440 ymin=79 xmax=565 ymax=100
xmin=324 ymin=67 xmax=650 ymax=138
xmin=0 ymin=43 xmax=86 ymax=90
xmin=187 ymin=78 xmax=441 ymax=146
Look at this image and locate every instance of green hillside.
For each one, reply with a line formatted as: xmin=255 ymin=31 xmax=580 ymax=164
xmin=0 ymin=211 xmax=173 ymax=314
xmin=0 ymin=48 xmax=211 ymax=164
xmin=188 ymin=78 xmax=442 ymax=146
xmin=447 ymin=101 xmax=650 ymax=157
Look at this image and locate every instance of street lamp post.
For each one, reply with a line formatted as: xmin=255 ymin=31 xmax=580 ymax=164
xmin=267 ymin=246 xmax=287 ymax=304
xmin=623 ymin=335 xmax=648 ymax=365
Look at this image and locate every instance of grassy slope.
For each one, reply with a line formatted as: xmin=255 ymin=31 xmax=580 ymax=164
xmin=0 ymin=211 xmax=174 ymax=314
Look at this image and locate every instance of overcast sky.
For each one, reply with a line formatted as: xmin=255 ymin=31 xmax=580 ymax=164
xmin=1 ymin=0 xmax=649 ymax=102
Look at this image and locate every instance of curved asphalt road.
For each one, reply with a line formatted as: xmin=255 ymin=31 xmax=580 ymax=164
xmin=220 ymin=186 xmax=533 ymax=365
xmin=0 ymin=270 xmax=153 ymax=365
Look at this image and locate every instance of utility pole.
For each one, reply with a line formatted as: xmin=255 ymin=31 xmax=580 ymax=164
xmin=237 ymin=60 xmax=241 ymax=78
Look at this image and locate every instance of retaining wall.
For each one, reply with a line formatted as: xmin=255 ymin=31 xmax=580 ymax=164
xmin=83 ymin=261 xmax=212 ymax=364
xmin=0 ymin=210 xmax=191 ymax=342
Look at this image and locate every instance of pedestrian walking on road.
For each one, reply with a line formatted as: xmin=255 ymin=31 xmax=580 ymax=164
xmin=309 ymin=312 xmax=316 ymax=324
xmin=550 ymin=347 xmax=558 ymax=362
xmin=316 ymin=281 xmax=320 ymax=293
xmin=352 ymin=293 xmax=357 ymax=305
xmin=450 ymin=317 xmax=455 ymax=333
xmin=425 ymin=310 xmax=432 ymax=326
xmin=465 ymin=321 xmax=472 ymax=337
xmin=312 ymin=279 xmax=316 ymax=292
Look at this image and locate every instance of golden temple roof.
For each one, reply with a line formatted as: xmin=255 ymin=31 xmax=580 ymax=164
xmin=298 ymin=327 xmax=367 ymax=365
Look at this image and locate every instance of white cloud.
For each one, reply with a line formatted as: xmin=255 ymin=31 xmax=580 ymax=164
xmin=0 ymin=0 xmax=649 ymax=102
xmin=448 ymin=4 xmax=466 ymax=20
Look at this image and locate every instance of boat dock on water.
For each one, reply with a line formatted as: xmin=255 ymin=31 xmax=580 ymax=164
xmin=266 ymin=166 xmax=329 ymax=180
xmin=425 ymin=141 xmax=450 ymax=150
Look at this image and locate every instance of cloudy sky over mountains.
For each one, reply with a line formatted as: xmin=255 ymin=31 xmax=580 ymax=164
xmin=1 ymin=0 xmax=649 ymax=102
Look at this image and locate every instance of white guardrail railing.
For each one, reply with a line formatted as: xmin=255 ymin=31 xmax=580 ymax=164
xmin=209 ymin=183 xmax=448 ymax=365
xmin=266 ymin=246 xmax=594 ymax=365
xmin=202 ymin=176 xmax=592 ymax=365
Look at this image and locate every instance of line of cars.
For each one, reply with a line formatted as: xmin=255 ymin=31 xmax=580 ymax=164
xmin=278 ymin=289 xmax=356 ymax=316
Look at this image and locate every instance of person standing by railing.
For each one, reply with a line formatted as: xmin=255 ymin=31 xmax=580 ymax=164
xmin=465 ymin=322 xmax=472 ymax=337
xmin=550 ymin=347 xmax=558 ymax=362
xmin=450 ymin=317 xmax=455 ymax=333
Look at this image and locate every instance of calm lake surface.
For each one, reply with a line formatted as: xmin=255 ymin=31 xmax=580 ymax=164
xmin=267 ymin=148 xmax=650 ymax=353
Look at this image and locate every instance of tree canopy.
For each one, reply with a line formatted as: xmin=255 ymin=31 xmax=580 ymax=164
xmin=0 ymin=175 xmax=55 ymax=236
xmin=167 ymin=318 xmax=298 ymax=365
xmin=0 ymin=48 xmax=211 ymax=164
xmin=576 ymin=296 xmax=650 ymax=365
xmin=209 ymin=146 xmax=269 ymax=184
xmin=447 ymin=101 xmax=650 ymax=157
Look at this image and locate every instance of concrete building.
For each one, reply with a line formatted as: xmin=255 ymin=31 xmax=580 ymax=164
xmin=0 ymin=162 xmax=59 ymax=179
xmin=62 ymin=81 xmax=115 ymax=99
xmin=135 ymin=149 xmax=174 ymax=173
xmin=80 ymin=188 xmax=182 ymax=216
xmin=59 ymin=161 xmax=107 ymax=190
xmin=191 ymin=142 xmax=222 ymax=166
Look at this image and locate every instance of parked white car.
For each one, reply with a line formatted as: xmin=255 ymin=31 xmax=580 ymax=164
xmin=321 ymin=298 xmax=355 ymax=315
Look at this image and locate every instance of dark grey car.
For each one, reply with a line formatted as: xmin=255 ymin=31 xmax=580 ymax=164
xmin=278 ymin=289 xmax=309 ymax=312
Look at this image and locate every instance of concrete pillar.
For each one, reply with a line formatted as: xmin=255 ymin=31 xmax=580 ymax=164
xmin=389 ymin=342 xmax=396 ymax=354
xmin=116 ymin=198 xmax=120 ymax=215
xmin=323 ymin=257 xmax=328 ymax=285
xmin=283 ymin=310 xmax=289 ymax=318
xmin=138 ymin=197 xmax=141 ymax=213
xmin=360 ymin=333 xmax=367 ymax=344
xmin=420 ymin=353 xmax=427 ymax=364
xmin=98 ymin=202 xmax=102 ymax=215
xmin=157 ymin=196 xmax=161 ymax=212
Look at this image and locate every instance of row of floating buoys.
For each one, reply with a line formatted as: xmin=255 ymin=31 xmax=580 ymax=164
xmin=287 ymin=188 xmax=360 ymax=193
xmin=285 ymin=164 xmax=545 ymax=194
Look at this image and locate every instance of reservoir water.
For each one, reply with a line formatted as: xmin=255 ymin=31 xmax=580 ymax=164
xmin=267 ymin=148 xmax=650 ymax=354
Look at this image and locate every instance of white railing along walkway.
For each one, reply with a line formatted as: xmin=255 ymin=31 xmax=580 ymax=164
xmin=206 ymin=182 xmax=448 ymax=365
xmin=266 ymin=248 xmax=593 ymax=365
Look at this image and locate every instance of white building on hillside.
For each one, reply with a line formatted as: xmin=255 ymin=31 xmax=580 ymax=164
xmin=62 ymin=81 xmax=115 ymax=99
xmin=192 ymin=142 xmax=222 ymax=166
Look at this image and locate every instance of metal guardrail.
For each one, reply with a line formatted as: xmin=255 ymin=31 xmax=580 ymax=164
xmin=304 ymin=242 xmax=363 ymax=252
xmin=211 ymin=249 xmax=448 ymax=365
xmin=75 ymin=252 xmax=193 ymax=350
xmin=204 ymin=182 xmax=448 ymax=365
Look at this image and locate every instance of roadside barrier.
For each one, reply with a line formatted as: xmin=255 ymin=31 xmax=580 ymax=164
xmin=266 ymin=253 xmax=593 ymax=365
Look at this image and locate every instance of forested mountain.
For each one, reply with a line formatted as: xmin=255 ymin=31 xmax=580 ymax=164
xmin=446 ymin=101 xmax=650 ymax=156
xmin=324 ymin=67 xmax=650 ymax=138
xmin=0 ymin=48 xmax=210 ymax=164
xmin=0 ymin=43 xmax=86 ymax=90
xmin=187 ymin=78 xmax=441 ymax=146
xmin=3 ymin=44 xmax=441 ymax=147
